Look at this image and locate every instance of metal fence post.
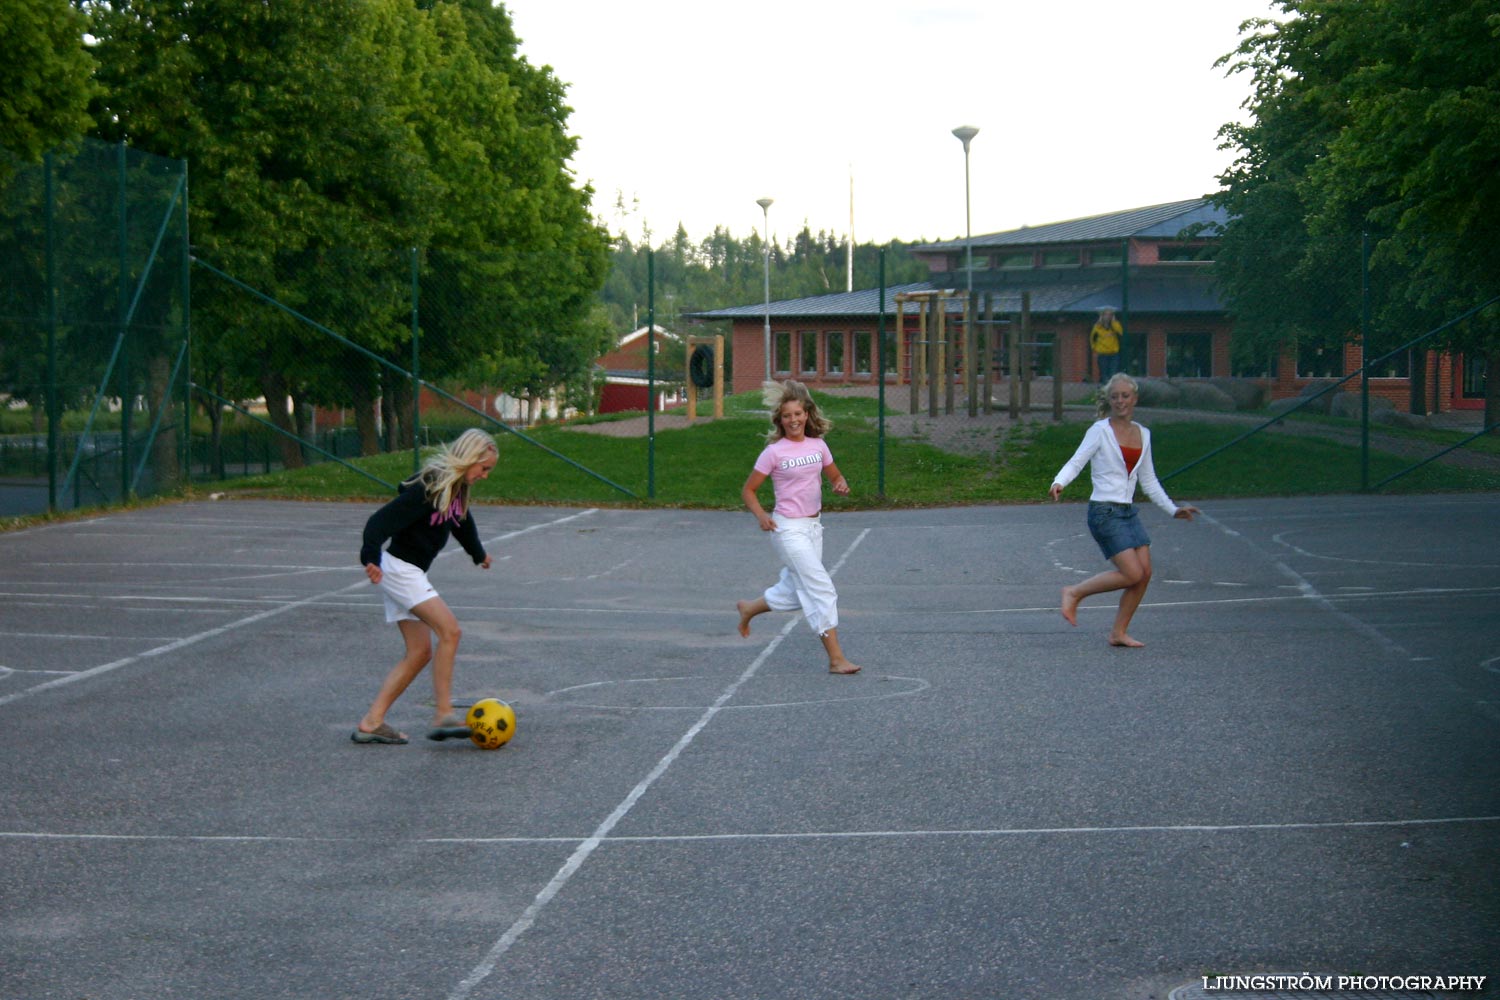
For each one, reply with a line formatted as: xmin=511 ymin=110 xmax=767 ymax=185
xmin=411 ymin=247 xmax=421 ymax=476
xmin=877 ymin=249 xmax=886 ymax=497
xmin=647 ymin=249 xmax=655 ymax=500
xmin=45 ymin=153 xmax=59 ymax=511
xmin=1360 ymin=231 xmax=1371 ymax=491
xmin=181 ymin=165 xmax=192 ymax=485
xmin=118 ymin=140 xmax=132 ymax=500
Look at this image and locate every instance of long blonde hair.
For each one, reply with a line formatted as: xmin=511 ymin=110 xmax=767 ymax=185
xmin=764 ymin=379 xmax=831 ymax=442
xmin=407 ymin=428 xmax=497 ymax=517
xmin=1097 ymin=372 xmax=1139 ymax=418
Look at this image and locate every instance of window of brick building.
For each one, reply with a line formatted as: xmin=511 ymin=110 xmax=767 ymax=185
xmin=853 ymin=331 xmax=872 ymax=375
xmin=799 ymin=331 xmax=818 ymax=375
xmin=774 ymin=332 xmax=792 ymax=375
xmin=827 ymin=331 xmax=845 ymax=375
xmin=1166 ymin=332 xmax=1213 ymax=378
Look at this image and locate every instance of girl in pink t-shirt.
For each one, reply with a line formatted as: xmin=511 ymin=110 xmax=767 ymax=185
xmin=736 ymin=381 xmax=860 ymax=674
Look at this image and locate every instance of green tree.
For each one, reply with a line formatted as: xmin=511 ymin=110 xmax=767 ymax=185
xmin=81 ymin=0 xmax=609 ymax=458
xmin=1215 ymin=0 xmax=1500 ymax=425
xmin=0 ymin=0 xmax=97 ymax=167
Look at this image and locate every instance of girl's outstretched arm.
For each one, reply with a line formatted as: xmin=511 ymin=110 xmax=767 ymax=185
xmin=824 ymin=462 xmax=849 ymax=496
xmin=742 ymin=470 xmax=775 ymax=531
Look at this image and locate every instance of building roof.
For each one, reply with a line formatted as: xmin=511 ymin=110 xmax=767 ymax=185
xmin=682 ymin=199 xmax=1230 ymax=323
xmin=912 ymin=198 xmax=1227 ymax=252
xmin=686 ymin=276 xmax=1221 ymax=321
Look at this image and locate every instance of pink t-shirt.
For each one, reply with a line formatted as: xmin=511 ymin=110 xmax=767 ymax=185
xmin=754 ymin=436 xmax=834 ymax=518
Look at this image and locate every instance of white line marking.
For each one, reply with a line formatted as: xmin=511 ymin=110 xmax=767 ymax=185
xmin=1272 ymin=528 xmax=1500 ymax=569
xmin=448 ymin=527 xmax=871 ymax=1000
xmin=4 ymin=813 xmax=1495 ymax=847
xmin=914 ymin=584 xmax=1500 ymax=616
xmin=0 ymin=631 xmax=183 ymax=641
xmin=1204 ymin=511 xmax=1412 ymax=658
xmin=0 ymin=510 xmax=598 ymax=710
xmin=0 ymin=586 xmax=370 ymax=709
xmin=546 ymin=673 xmax=931 ymax=711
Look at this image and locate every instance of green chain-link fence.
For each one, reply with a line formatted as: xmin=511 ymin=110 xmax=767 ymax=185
xmin=1 ymin=139 xmax=190 ymax=517
xmin=4 ymin=144 xmax=1496 ymax=518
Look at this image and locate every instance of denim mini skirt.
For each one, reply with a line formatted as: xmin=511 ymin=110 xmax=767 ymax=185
xmin=1086 ymin=501 xmax=1151 ymax=560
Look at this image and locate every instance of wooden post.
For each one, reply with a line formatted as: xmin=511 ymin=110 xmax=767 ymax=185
xmin=685 ymin=335 xmax=725 ymax=422
xmin=929 ymin=295 xmax=942 ymax=418
xmin=1021 ymin=292 xmax=1034 ymax=412
xmin=942 ymin=292 xmax=954 ymax=414
xmin=965 ymin=291 xmax=977 ymax=417
xmin=713 ymin=334 xmax=724 ymax=418
xmin=981 ymin=292 xmax=993 ymax=415
xmin=1008 ymin=297 xmax=1021 ymax=420
xmin=1052 ymin=330 xmax=1063 ymax=422
xmin=913 ymin=297 xmax=926 ymax=415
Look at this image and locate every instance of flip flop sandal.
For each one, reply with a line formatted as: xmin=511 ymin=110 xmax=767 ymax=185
xmin=427 ymin=711 xmax=470 ymax=741
xmin=351 ymin=722 xmax=408 ymax=745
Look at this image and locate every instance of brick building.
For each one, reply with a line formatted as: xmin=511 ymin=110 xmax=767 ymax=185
xmin=686 ymin=199 xmax=1478 ymax=413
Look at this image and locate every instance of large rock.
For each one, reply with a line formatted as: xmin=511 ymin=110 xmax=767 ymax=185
xmin=1133 ymin=377 xmax=1182 ymax=408
xmin=1267 ymin=395 xmax=1309 ymax=417
xmin=1296 ymin=386 xmax=1344 ymax=413
xmin=1293 ymin=384 xmax=1341 ymax=414
xmin=1373 ymin=408 xmax=1429 ymax=429
xmin=1208 ymin=377 xmax=1268 ymax=411
xmin=1329 ymin=391 xmax=1394 ymax=420
xmin=1174 ymin=380 xmax=1238 ymax=412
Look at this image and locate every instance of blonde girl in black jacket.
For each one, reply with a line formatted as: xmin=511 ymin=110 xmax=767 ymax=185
xmin=352 ymin=429 xmax=497 ymax=744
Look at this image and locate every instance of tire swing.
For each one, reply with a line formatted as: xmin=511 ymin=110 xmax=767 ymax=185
xmin=684 ymin=334 xmax=724 ymax=420
xmin=689 ymin=344 xmax=716 ymax=389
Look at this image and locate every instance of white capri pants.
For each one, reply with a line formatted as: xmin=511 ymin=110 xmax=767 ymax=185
xmin=764 ymin=513 xmax=839 ymax=636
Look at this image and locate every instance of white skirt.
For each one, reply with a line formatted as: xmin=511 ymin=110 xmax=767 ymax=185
xmin=377 ymin=552 xmax=438 ymax=623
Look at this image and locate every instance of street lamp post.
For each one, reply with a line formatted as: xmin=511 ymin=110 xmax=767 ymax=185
xmin=952 ymin=126 xmax=979 ymax=416
xmin=757 ymin=197 xmax=774 ymax=383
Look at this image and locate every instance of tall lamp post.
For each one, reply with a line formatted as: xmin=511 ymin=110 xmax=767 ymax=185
xmin=757 ymin=196 xmax=774 ymax=382
xmin=952 ymin=126 xmax=979 ymax=415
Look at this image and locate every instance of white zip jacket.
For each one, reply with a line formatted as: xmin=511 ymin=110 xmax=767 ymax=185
xmin=1051 ymin=418 xmax=1179 ymax=516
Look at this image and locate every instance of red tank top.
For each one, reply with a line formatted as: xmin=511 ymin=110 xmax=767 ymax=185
xmin=1120 ymin=445 xmax=1142 ymax=474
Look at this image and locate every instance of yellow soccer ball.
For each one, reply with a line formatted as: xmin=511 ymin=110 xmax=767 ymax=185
xmin=466 ymin=698 xmax=515 ymax=750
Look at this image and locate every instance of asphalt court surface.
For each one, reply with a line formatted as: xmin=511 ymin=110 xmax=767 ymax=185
xmin=1 ymin=494 xmax=1497 ymax=1000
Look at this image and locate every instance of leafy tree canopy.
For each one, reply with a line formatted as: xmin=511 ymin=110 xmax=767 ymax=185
xmin=1213 ymin=0 xmax=1500 ymax=421
xmin=0 ymin=0 xmax=97 ymax=167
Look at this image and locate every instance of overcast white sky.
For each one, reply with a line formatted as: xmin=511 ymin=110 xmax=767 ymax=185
xmin=504 ymin=0 xmax=1275 ymax=246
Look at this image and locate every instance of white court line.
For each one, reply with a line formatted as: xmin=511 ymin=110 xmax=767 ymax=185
xmin=1272 ymin=528 xmax=1500 ymax=570
xmin=1200 ymin=510 xmax=1414 ymax=660
xmin=913 ymin=584 xmax=1500 ymax=617
xmin=0 ymin=510 xmax=598 ymax=710
xmin=448 ymin=527 xmax=872 ymax=1000
xmin=4 ymin=813 xmax=1496 ymax=848
xmin=0 ymin=631 xmax=183 ymax=641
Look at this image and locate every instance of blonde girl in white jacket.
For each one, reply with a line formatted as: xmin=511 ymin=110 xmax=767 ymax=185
xmin=1049 ymin=373 xmax=1199 ymax=647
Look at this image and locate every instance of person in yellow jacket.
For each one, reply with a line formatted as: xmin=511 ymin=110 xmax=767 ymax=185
xmin=1089 ymin=306 xmax=1123 ymax=382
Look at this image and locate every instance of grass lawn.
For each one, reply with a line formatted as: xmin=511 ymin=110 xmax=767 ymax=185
xmin=212 ymin=390 xmax=1500 ymax=509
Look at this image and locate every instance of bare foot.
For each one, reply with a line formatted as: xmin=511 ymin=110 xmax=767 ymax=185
xmin=828 ymin=659 xmax=862 ymax=675
xmin=736 ymin=600 xmax=755 ymax=638
xmin=1108 ymin=634 xmax=1145 ymax=648
xmin=1060 ymin=586 xmax=1079 ymax=626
